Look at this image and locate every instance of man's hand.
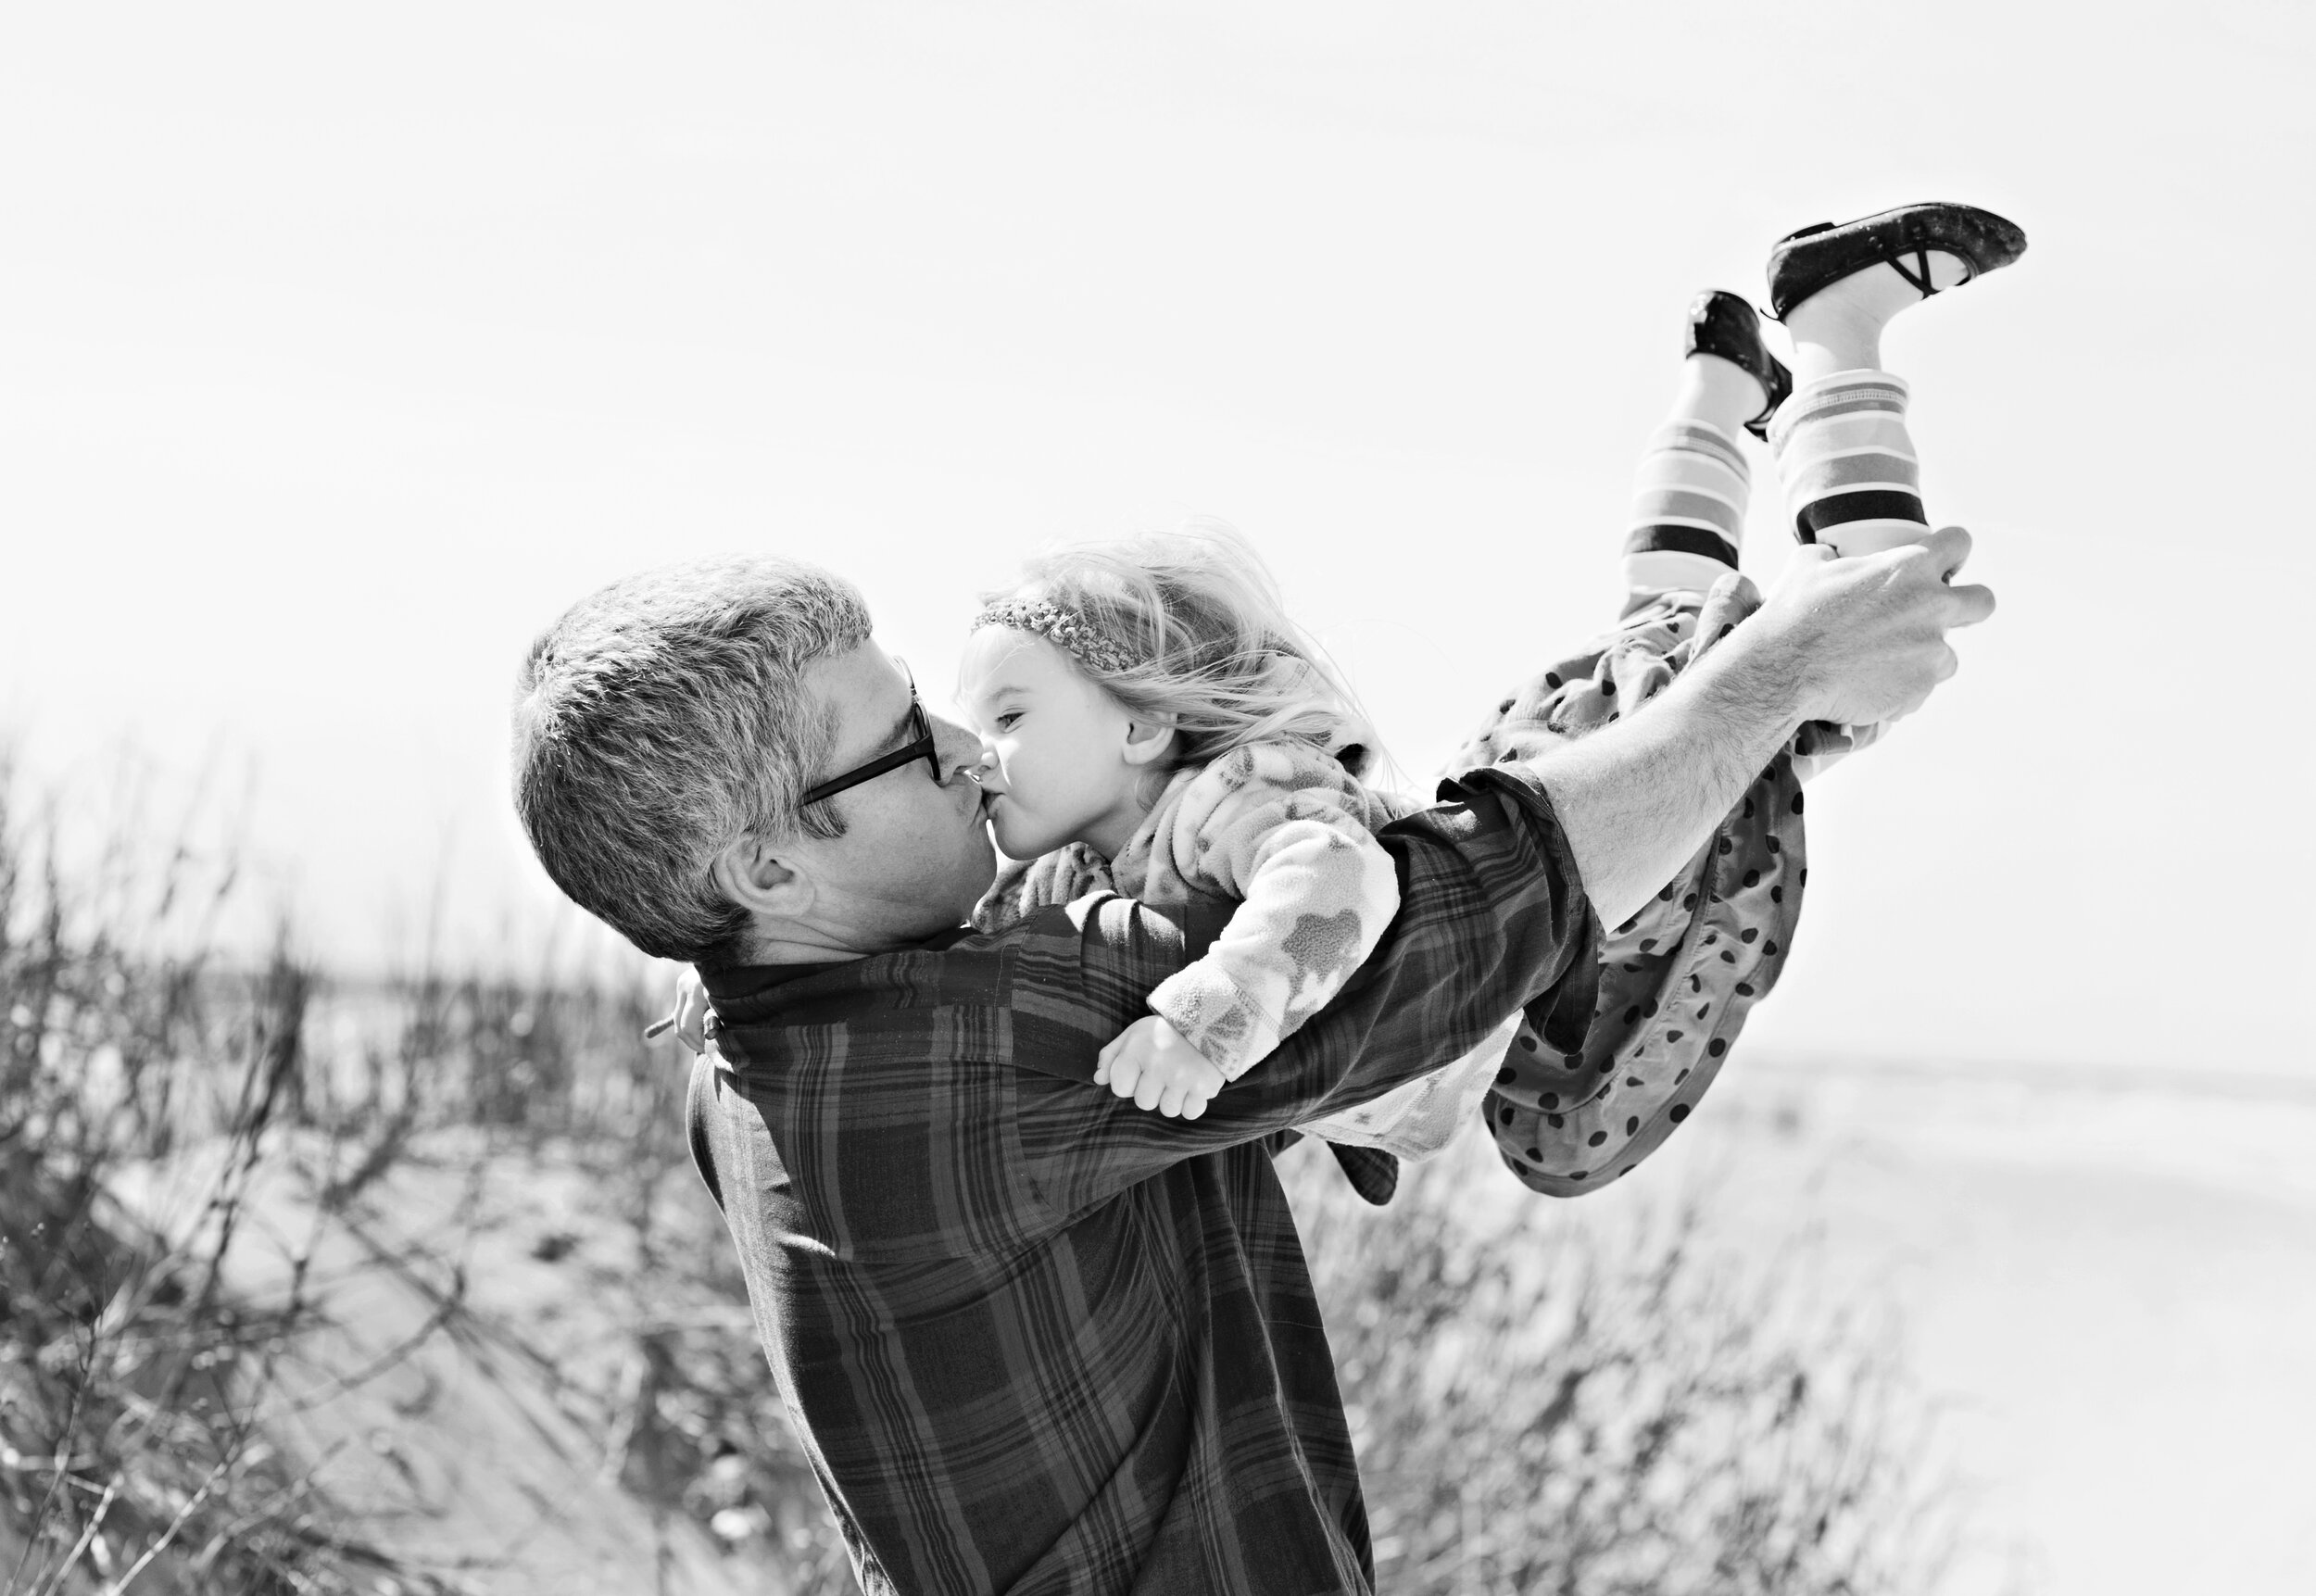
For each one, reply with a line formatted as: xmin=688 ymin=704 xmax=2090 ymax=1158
xmin=1095 ymin=1016 xmax=1228 ymax=1118
xmin=1753 ymin=525 xmax=1996 ymax=730
xmin=1529 ymin=527 xmax=1995 ymax=930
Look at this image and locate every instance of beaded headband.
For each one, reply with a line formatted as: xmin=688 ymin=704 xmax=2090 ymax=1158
xmin=968 ymin=597 xmax=1136 ymax=675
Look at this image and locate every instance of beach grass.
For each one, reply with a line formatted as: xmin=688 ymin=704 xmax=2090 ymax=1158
xmin=1 ymin=759 xmax=1957 ymax=1594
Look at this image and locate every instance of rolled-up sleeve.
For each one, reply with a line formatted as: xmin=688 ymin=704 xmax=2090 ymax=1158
xmin=1452 ymin=586 xmax=1813 ymax=1196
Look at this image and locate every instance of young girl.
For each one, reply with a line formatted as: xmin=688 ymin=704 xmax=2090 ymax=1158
xmin=958 ymin=522 xmax=1498 ymax=1151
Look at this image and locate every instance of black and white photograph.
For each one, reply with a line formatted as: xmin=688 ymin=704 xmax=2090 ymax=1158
xmin=2 ymin=4 xmax=2309 ymax=1593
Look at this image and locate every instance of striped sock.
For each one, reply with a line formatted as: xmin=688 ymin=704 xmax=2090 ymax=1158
xmin=1769 ymin=370 xmax=1927 ymax=556
xmin=1620 ymin=419 xmax=1748 ymax=603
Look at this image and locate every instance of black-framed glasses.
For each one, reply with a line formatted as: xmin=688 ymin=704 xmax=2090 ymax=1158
xmin=799 ymin=660 xmax=942 ymax=807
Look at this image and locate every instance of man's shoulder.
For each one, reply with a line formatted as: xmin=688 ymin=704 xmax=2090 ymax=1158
xmin=704 ymin=939 xmax=1005 ymax=1033
xmin=706 ymin=895 xmax=1208 ymax=1072
xmin=995 ymin=894 xmax=1236 ymax=1042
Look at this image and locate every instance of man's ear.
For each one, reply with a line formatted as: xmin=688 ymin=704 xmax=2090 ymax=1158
xmin=1119 ymin=715 xmax=1177 ymax=769
xmin=711 ymin=835 xmax=816 ymax=922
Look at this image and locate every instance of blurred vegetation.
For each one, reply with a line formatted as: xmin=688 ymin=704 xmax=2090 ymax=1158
xmin=1284 ymin=1136 xmax=1958 ymax=1595
xmin=1 ymin=757 xmax=1957 ymax=1594
xmin=0 ymin=764 xmax=846 ymax=1594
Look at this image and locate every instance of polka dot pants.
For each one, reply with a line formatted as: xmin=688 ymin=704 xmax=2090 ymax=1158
xmin=1447 ymin=577 xmax=1812 ymax=1197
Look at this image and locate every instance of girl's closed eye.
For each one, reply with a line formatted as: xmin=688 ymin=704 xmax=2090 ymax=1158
xmin=991 ymin=711 xmax=1022 ymax=731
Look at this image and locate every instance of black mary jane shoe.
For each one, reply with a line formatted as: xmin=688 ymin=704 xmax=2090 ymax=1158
xmin=1767 ymin=201 xmax=2028 ymax=320
xmin=1686 ymin=287 xmax=1793 ymax=442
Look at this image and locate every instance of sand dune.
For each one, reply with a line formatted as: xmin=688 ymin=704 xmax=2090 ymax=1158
xmin=94 ymin=1058 xmax=2315 ymax=1594
xmin=1552 ymin=1059 xmax=2316 ymax=1596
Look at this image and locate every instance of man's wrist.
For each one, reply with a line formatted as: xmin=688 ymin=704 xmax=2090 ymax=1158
xmin=1524 ymin=603 xmax=1810 ymax=930
xmin=1684 ymin=614 xmax=1813 ymax=753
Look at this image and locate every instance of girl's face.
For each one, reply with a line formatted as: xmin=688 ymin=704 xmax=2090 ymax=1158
xmin=958 ymin=628 xmax=1154 ymax=861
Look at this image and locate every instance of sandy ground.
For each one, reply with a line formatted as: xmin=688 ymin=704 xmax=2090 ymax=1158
xmin=94 ymin=1058 xmax=2315 ymax=1595
xmin=105 ymin=1134 xmax=795 ymax=1596
xmin=1517 ymin=1058 xmax=2316 ymax=1596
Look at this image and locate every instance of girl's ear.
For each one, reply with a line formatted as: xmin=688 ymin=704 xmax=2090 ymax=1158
xmin=1119 ymin=715 xmax=1177 ymax=769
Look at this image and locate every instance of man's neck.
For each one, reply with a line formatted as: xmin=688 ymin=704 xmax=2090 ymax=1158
xmin=740 ymin=918 xmax=967 ymax=967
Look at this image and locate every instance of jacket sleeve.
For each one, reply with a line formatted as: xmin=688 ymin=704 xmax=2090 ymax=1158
xmin=1137 ymin=746 xmax=1401 ymax=1079
xmin=971 ymin=844 xmax=1114 ymax=935
xmin=998 ymin=764 xmax=1597 ymax=1225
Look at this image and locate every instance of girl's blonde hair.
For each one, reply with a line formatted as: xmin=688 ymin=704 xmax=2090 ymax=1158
xmin=973 ymin=518 xmax=1386 ymax=783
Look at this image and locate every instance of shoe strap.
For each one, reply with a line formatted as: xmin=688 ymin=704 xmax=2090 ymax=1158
xmin=1889 ymin=245 xmax=1977 ymax=300
xmin=1890 ymin=246 xmax=1938 ymax=298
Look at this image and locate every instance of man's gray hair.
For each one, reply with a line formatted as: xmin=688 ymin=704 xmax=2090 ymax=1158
xmin=511 ymin=555 xmax=873 ymax=966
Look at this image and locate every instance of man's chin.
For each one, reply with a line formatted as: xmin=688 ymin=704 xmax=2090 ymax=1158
xmin=958 ymin=829 xmax=1001 ymax=915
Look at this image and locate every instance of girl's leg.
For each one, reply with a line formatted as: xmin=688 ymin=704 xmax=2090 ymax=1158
xmin=1783 ymin=252 xmax=1968 ymax=382
xmin=1764 ymin=263 xmax=1959 ymax=772
xmin=1767 ymin=259 xmax=1965 ymax=557
xmin=1768 ymin=202 xmax=2025 ymax=556
xmin=1620 ymin=292 xmax=1781 ymax=609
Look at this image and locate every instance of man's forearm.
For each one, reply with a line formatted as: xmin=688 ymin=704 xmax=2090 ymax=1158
xmin=1527 ymin=622 xmax=1806 ymax=930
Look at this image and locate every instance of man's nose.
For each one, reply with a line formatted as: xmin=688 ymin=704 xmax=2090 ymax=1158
xmin=931 ymin=717 xmax=985 ymax=783
xmin=967 ymin=744 xmax=1003 ymax=792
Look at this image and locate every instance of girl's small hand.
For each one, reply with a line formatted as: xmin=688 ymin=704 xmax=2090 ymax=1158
xmin=1095 ymin=1016 xmax=1227 ymax=1118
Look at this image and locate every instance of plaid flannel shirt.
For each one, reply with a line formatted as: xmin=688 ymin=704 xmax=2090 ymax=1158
xmin=686 ymin=764 xmax=1596 ymax=1594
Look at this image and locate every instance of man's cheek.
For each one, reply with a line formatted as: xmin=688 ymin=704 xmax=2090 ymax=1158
xmin=962 ymin=830 xmax=1000 ymax=905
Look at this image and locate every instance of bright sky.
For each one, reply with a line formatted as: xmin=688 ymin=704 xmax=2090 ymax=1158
xmin=2 ymin=1 xmax=2310 ymax=1074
